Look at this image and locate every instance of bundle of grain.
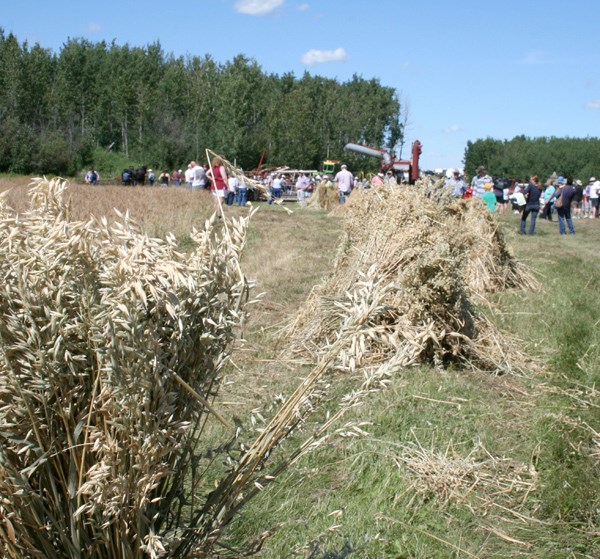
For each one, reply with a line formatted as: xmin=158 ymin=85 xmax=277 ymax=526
xmin=310 ymin=180 xmax=341 ymax=211
xmin=0 ymin=177 xmax=253 ymax=558
xmin=451 ymin=199 xmax=539 ymax=294
xmin=415 ymin=175 xmax=539 ymax=294
xmin=284 ymin=184 xmax=532 ymax=374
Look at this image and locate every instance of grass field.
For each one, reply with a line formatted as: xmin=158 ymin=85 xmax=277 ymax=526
xmin=1 ymin=176 xmax=598 ymax=558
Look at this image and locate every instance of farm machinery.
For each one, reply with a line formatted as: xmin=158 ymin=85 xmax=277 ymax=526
xmin=344 ymin=140 xmax=422 ymax=184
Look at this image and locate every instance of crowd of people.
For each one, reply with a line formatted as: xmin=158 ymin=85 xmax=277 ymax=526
xmin=265 ymin=164 xmax=362 ymax=206
xmin=89 ymin=159 xmax=600 ymax=234
xmin=446 ymin=166 xmax=600 ymax=235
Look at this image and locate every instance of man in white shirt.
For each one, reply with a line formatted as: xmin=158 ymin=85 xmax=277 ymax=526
xmin=295 ymin=173 xmax=310 ymax=205
xmin=227 ymin=175 xmax=239 ymax=206
xmin=184 ymin=163 xmax=194 ymax=188
xmin=191 ymin=161 xmax=206 ymax=190
xmin=334 ymin=164 xmax=354 ymax=204
xmin=471 ymin=166 xmax=493 ymax=198
xmin=590 ymin=177 xmax=600 ymax=218
xmin=268 ymin=174 xmax=284 ymax=204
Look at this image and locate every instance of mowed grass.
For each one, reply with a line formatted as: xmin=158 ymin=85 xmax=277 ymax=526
xmin=225 ymin=209 xmax=600 ymax=559
xmin=2 ymin=176 xmax=598 ymax=558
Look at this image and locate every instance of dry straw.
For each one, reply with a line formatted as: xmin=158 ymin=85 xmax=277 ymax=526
xmin=0 ymin=177 xmax=256 ymax=558
xmin=284 ymin=178 xmax=538 ymax=374
xmin=0 ymin=176 xmax=415 ymax=558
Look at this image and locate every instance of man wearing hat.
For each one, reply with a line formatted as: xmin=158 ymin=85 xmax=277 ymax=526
xmin=334 ymin=164 xmax=354 ymax=204
xmin=471 ymin=166 xmax=493 ymax=198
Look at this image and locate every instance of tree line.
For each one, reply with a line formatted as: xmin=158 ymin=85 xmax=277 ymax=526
xmin=0 ymin=30 xmax=404 ymax=176
xmin=464 ymin=135 xmax=600 ymax=182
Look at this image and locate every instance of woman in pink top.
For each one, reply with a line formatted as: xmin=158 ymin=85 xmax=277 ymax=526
xmin=209 ymin=156 xmax=228 ymax=219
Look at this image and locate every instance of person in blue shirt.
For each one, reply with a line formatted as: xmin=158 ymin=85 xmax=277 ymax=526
xmin=446 ymin=170 xmax=467 ymax=197
xmin=481 ymin=183 xmax=497 ymax=212
xmin=540 ymin=179 xmax=556 ymax=221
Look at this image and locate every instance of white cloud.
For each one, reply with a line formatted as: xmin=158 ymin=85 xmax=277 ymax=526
xmin=442 ymin=124 xmax=461 ymax=133
xmin=518 ymin=50 xmax=546 ymax=65
xmin=585 ymin=99 xmax=600 ymax=110
xmin=235 ymin=0 xmax=284 ymax=15
xmin=86 ymin=22 xmax=101 ymax=33
xmin=297 ymin=3 xmax=310 ymax=11
xmin=301 ymin=47 xmax=348 ymax=66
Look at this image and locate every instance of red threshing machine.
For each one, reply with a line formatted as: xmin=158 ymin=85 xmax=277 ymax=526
xmin=344 ymin=140 xmax=422 ymax=184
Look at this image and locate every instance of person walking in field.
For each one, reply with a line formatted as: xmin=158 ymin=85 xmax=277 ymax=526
xmin=519 ymin=175 xmax=541 ymax=235
xmin=334 ymin=164 xmax=354 ymax=204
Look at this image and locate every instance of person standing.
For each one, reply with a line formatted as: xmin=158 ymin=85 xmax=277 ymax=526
xmin=552 ymin=177 xmax=576 ymax=235
xmin=583 ymin=178 xmax=592 ymax=218
xmin=236 ymin=176 xmax=248 ymax=206
xmin=227 ymin=174 xmax=238 ymax=205
xmin=493 ymin=176 xmax=508 ymax=213
xmin=519 ymin=175 xmax=542 ymax=235
xmin=334 ymin=164 xmax=354 ymax=204
xmin=481 ymin=183 xmax=497 ymax=212
xmin=572 ymin=179 xmax=584 ymax=219
xmin=191 ymin=161 xmax=207 ymax=190
xmin=209 ymin=156 xmax=228 ymax=219
xmin=268 ymin=174 xmax=284 ymax=205
xmin=540 ymin=179 xmax=556 ymax=221
xmin=296 ymin=173 xmax=310 ymax=205
xmin=471 ymin=166 xmax=493 ymax=198
xmin=184 ymin=164 xmax=194 ymax=188
xmin=171 ymin=169 xmax=182 ymax=186
xmin=590 ymin=177 xmax=600 ymax=218
xmin=148 ymin=169 xmax=156 ymax=186
xmin=371 ymin=173 xmax=384 ymax=186
xmin=159 ymin=170 xmax=169 ymax=186
xmin=446 ymin=170 xmax=466 ymax=198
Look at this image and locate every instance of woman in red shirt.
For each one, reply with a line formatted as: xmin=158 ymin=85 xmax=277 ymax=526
xmin=209 ymin=156 xmax=228 ymax=219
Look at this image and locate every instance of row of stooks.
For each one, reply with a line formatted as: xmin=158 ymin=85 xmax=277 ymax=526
xmin=0 ymin=171 xmax=537 ymax=558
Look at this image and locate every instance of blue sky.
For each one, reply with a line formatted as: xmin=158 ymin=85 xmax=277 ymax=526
xmin=2 ymin=0 xmax=599 ymax=170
